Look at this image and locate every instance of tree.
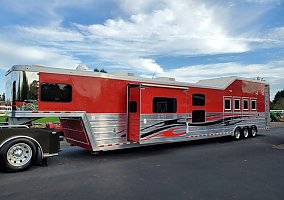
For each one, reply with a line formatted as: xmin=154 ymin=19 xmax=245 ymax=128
xmin=99 ymin=69 xmax=107 ymax=73
xmin=272 ymin=98 xmax=284 ymax=110
xmin=94 ymin=68 xmax=107 ymax=73
xmin=271 ymin=89 xmax=284 ymax=110
xmin=273 ymin=90 xmax=284 ymax=104
xmin=0 ymin=92 xmax=5 ymax=101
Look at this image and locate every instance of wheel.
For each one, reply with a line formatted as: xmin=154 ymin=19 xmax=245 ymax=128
xmin=233 ymin=128 xmax=241 ymax=140
xmin=0 ymin=138 xmax=37 ymax=172
xmin=250 ymin=126 xmax=257 ymax=137
xmin=242 ymin=127 xmax=249 ymax=138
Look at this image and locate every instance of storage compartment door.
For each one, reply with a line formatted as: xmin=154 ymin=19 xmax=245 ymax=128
xmin=128 ymin=85 xmax=141 ymax=142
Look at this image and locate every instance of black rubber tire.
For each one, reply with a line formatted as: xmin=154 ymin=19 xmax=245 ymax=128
xmin=242 ymin=127 xmax=249 ymax=139
xmin=233 ymin=127 xmax=241 ymax=140
xmin=250 ymin=126 xmax=257 ymax=138
xmin=0 ymin=138 xmax=37 ymax=172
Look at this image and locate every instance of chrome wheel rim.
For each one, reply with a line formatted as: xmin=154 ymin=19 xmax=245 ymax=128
xmin=7 ymin=143 xmax=32 ymax=167
xmin=252 ymin=128 xmax=257 ymax=137
xmin=243 ymin=129 xmax=249 ymax=138
xmin=235 ymin=129 xmax=240 ymax=139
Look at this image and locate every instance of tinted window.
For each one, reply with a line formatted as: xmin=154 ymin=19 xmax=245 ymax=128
xmin=129 ymin=101 xmax=137 ymax=113
xmin=234 ymin=99 xmax=240 ymax=110
xmin=243 ymin=100 xmax=248 ymax=110
xmin=192 ymin=110 xmax=205 ymax=123
xmin=224 ymin=99 xmax=231 ymax=110
xmin=192 ymin=94 xmax=205 ymax=106
xmin=153 ymin=97 xmax=177 ymax=113
xmin=41 ymin=83 xmax=72 ymax=102
xmin=12 ymin=81 xmax=16 ymax=110
xmin=251 ymin=100 xmax=257 ymax=110
xmin=12 ymin=81 xmax=16 ymax=102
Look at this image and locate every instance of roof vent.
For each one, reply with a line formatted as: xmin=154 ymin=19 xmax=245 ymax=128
xmin=154 ymin=77 xmax=175 ymax=81
xmin=76 ymin=64 xmax=88 ymax=71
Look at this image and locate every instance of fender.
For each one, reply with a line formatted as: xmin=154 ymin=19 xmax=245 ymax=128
xmin=0 ymin=135 xmax=44 ymax=159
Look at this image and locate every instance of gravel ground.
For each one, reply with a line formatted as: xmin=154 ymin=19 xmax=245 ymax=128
xmin=270 ymin=122 xmax=284 ymax=128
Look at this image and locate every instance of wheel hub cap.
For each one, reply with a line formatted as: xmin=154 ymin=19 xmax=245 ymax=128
xmin=252 ymin=129 xmax=256 ymax=136
xmin=244 ymin=130 xmax=248 ymax=137
xmin=14 ymin=149 xmax=23 ymax=157
xmin=236 ymin=130 xmax=240 ymax=138
xmin=7 ymin=143 xmax=32 ymax=167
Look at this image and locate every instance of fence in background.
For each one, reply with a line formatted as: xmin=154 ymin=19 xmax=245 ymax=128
xmin=0 ymin=104 xmax=7 ymax=116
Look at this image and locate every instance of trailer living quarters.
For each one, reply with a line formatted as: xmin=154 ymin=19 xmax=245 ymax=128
xmin=0 ymin=65 xmax=270 ymax=171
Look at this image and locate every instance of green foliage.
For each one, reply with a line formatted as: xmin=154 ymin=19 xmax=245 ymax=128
xmin=0 ymin=116 xmax=6 ymax=122
xmin=0 ymin=92 xmax=5 ymax=101
xmin=0 ymin=117 xmax=60 ymax=124
xmin=272 ymin=98 xmax=284 ymax=110
xmin=273 ymin=90 xmax=284 ymax=104
xmin=32 ymin=117 xmax=60 ymax=124
xmin=99 ymin=69 xmax=107 ymax=73
xmin=271 ymin=89 xmax=284 ymax=110
xmin=94 ymin=68 xmax=107 ymax=73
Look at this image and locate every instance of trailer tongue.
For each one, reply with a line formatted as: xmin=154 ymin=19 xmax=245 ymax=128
xmin=0 ymin=65 xmax=270 ymax=172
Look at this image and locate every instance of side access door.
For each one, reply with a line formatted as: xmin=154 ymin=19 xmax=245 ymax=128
xmin=127 ymin=84 xmax=141 ymax=142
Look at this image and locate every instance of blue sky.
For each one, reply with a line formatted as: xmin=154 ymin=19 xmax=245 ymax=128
xmin=0 ymin=0 xmax=283 ymax=99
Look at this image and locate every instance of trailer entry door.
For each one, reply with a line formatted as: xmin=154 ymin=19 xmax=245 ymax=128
xmin=127 ymin=84 xmax=141 ymax=142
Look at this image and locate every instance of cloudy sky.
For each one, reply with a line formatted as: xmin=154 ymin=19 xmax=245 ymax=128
xmin=0 ymin=0 xmax=283 ymax=99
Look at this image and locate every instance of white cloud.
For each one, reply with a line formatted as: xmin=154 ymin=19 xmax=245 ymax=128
xmin=128 ymin=58 xmax=163 ymax=73
xmin=0 ymin=40 xmax=81 ymax=70
xmin=246 ymin=0 xmax=282 ymax=3
xmin=0 ymin=0 xmax=283 ymax=97
xmin=83 ymin=0 xmax=249 ymax=55
xmin=156 ymin=60 xmax=284 ymax=99
xmin=18 ymin=26 xmax=84 ymax=42
xmin=159 ymin=61 xmax=283 ymax=81
xmin=13 ymin=0 xmax=262 ymax=75
xmin=119 ymin=0 xmax=165 ymax=13
xmin=266 ymin=26 xmax=284 ymax=44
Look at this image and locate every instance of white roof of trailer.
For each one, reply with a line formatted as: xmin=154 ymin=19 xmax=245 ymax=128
xmin=6 ymin=65 xmax=269 ymax=90
xmin=196 ymin=76 xmax=269 ymax=89
xmin=196 ymin=76 xmax=238 ymax=89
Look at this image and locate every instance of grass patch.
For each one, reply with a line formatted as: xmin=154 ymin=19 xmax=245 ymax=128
xmin=33 ymin=117 xmax=60 ymax=124
xmin=0 ymin=116 xmax=60 ymax=124
xmin=0 ymin=116 xmax=6 ymax=122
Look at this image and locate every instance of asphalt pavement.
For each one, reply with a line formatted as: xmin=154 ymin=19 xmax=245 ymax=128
xmin=1 ymin=128 xmax=284 ymax=200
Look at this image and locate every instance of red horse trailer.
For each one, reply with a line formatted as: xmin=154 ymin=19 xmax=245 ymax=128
xmin=0 ymin=65 xmax=270 ymax=171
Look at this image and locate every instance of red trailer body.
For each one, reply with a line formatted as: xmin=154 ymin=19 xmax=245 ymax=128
xmin=4 ymin=65 xmax=270 ymax=152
